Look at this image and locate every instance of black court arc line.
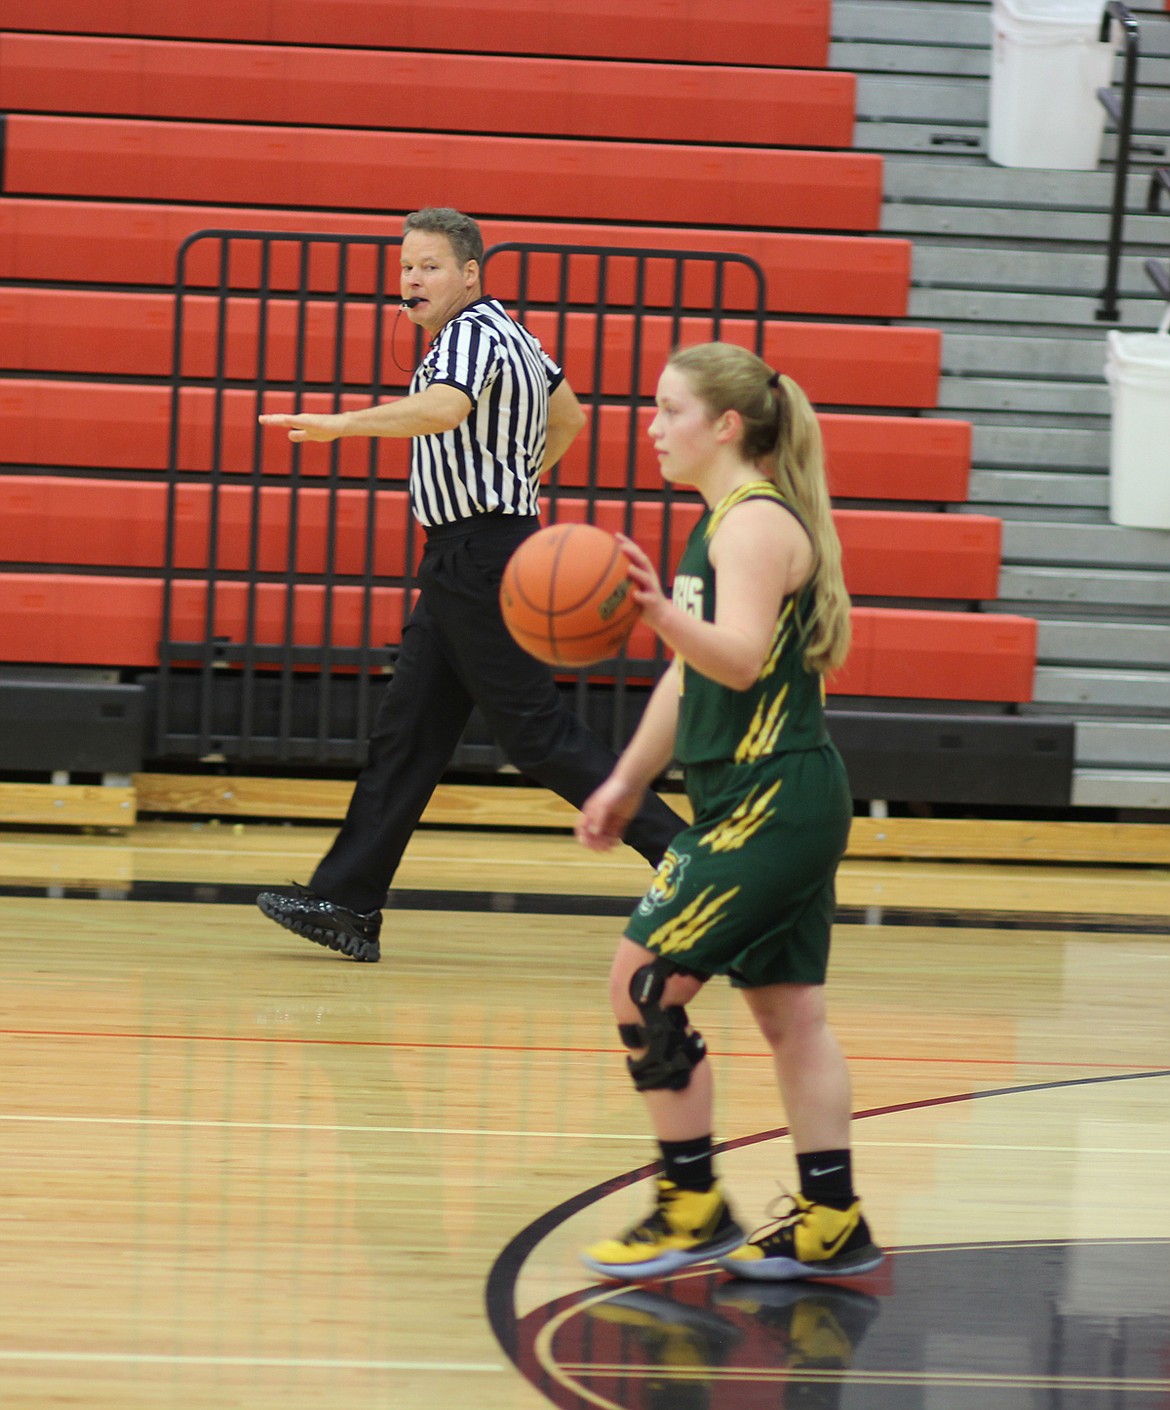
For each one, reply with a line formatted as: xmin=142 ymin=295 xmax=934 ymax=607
xmin=484 ymin=1067 xmax=1170 ymax=1371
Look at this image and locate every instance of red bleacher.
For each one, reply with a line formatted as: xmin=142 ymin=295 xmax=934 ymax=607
xmin=0 ymin=0 xmax=1036 ymax=710
xmin=0 ymin=573 xmax=409 ymax=669
xmin=0 ymin=477 xmax=416 ymax=577
xmin=0 ymin=0 xmax=834 ymax=67
xmin=0 ymin=289 xmax=940 ymax=408
xmin=4 ymin=117 xmax=886 ymax=232
xmin=0 ymin=572 xmax=1036 ymax=703
xmin=0 ymin=201 xmax=913 ymax=319
xmin=833 ymin=610 xmax=1038 ymax=704
xmin=0 ymin=35 xmax=857 ymax=148
xmin=0 ymin=477 xmax=1002 ymax=601
xmin=0 ymin=380 xmax=972 ymax=502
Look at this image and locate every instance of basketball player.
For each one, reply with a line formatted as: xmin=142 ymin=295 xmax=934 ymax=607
xmin=255 ymin=207 xmax=683 ymax=961
xmin=575 ymin=343 xmax=883 ymax=1282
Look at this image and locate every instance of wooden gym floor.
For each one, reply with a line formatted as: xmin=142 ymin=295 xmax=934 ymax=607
xmin=1 ymin=808 xmax=1169 ymax=1410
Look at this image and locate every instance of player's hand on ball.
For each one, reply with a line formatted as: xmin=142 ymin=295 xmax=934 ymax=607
xmin=258 ymin=412 xmax=345 ymax=443
xmin=615 ymin=533 xmax=669 ymax=626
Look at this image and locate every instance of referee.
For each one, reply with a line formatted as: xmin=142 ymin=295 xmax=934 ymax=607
xmin=256 ymin=207 xmax=685 ymax=962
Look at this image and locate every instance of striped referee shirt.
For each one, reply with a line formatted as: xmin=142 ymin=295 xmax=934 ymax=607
xmin=408 ymin=296 xmax=564 ymax=528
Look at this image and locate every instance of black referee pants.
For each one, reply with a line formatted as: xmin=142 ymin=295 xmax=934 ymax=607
xmin=311 ymin=513 xmax=685 ymax=913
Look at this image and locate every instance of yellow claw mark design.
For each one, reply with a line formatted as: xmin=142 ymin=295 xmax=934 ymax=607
xmin=759 ymin=601 xmax=794 ymax=682
xmin=734 ymin=682 xmax=790 ymax=763
xmin=648 ymin=884 xmax=741 ymax=956
xmin=700 ymin=779 xmax=782 ymax=853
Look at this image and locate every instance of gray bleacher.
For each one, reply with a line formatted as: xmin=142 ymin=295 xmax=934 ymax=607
xmin=833 ymin=0 xmax=1170 ymax=813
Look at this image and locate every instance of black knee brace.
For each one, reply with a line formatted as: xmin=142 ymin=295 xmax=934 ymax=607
xmin=618 ymin=957 xmax=707 ymax=1092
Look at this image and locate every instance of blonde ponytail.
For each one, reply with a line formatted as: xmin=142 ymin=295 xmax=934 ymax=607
xmin=770 ymin=375 xmax=851 ymax=675
xmin=666 ymin=344 xmax=852 ymax=676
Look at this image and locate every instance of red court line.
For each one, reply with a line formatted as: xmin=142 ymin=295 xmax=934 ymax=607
xmin=0 ymin=1027 xmax=1149 ymax=1070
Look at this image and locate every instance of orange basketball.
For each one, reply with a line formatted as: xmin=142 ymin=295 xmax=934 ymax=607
xmin=500 ymin=523 xmax=641 ymax=668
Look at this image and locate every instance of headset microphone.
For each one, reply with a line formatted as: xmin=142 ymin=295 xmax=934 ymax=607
xmin=391 ymin=298 xmax=425 ymax=372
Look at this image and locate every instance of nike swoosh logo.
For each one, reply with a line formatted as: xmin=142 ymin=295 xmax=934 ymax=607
xmin=673 ymin=1152 xmax=708 ymax=1164
xmin=809 ymin=1165 xmax=844 ymax=1178
xmin=820 ymin=1224 xmax=856 ymax=1256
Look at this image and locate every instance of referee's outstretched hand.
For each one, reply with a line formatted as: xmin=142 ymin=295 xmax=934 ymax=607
xmin=258 ymin=412 xmax=345 ymax=443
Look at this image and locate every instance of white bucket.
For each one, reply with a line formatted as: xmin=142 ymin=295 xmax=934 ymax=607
xmin=989 ymin=0 xmax=1115 ymax=169
xmin=1104 ymin=309 xmax=1170 ymax=531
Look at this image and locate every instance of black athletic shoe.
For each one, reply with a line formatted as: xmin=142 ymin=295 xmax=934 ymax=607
xmin=256 ymin=884 xmax=382 ymax=963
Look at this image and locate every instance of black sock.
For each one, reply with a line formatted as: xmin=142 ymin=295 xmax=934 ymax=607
xmin=797 ymin=1149 xmax=855 ymax=1209
xmin=660 ymin=1134 xmax=714 ymax=1192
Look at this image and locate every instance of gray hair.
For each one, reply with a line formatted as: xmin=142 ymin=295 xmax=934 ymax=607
xmin=402 ymin=207 xmax=484 ymax=268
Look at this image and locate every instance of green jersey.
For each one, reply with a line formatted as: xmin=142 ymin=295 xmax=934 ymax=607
xmin=671 ymin=481 xmax=830 ymax=766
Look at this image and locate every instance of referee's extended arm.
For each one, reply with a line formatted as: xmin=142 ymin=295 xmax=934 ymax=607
xmin=258 ymin=384 xmax=473 ymax=443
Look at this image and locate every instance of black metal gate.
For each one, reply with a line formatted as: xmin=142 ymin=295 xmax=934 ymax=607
xmin=153 ymin=231 xmax=767 ymax=767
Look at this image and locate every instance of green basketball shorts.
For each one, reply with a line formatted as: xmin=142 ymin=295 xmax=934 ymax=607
xmin=625 ymin=744 xmax=852 ymax=988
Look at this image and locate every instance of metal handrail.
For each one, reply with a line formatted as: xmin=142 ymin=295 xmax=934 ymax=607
xmin=157 ymin=231 xmax=768 ymax=765
xmin=1095 ymin=1 xmax=1140 ymax=322
xmin=1146 ymin=166 xmax=1170 ymax=300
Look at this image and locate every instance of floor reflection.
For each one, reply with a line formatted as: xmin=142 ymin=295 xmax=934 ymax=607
xmin=517 ymin=1239 xmax=1170 ymax=1409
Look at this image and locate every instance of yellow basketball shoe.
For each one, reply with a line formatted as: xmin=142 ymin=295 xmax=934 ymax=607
xmin=717 ymin=1193 xmax=883 ymax=1282
xmin=580 ymin=1179 xmax=745 ymax=1281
